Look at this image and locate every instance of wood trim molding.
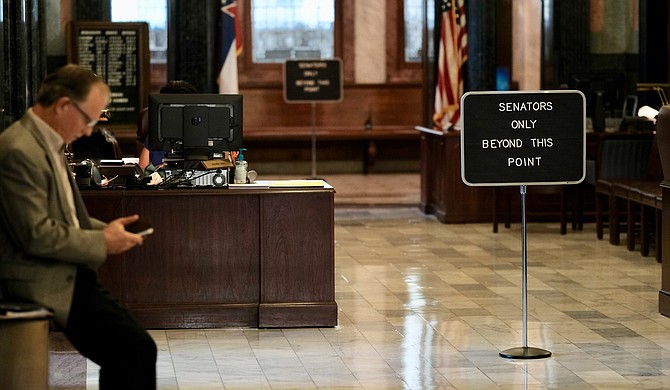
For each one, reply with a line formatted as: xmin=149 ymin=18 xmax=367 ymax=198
xmin=237 ymin=0 xmax=420 ymax=87
xmin=386 ymin=0 xmax=422 ymax=84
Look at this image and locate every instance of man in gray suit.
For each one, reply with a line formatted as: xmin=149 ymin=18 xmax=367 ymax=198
xmin=0 ymin=64 xmax=156 ymax=389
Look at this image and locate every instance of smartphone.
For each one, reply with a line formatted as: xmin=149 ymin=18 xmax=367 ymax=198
xmin=126 ymin=217 xmax=154 ymax=236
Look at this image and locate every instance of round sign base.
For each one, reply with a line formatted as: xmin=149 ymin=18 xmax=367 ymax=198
xmin=499 ymin=346 xmax=552 ymax=360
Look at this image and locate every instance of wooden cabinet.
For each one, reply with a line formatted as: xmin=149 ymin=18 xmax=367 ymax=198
xmin=82 ymin=187 xmax=337 ymax=329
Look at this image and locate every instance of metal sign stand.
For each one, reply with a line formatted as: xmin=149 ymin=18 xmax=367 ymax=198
xmin=310 ymin=101 xmax=317 ymax=178
xmin=498 ymin=185 xmax=552 ymax=360
xmin=458 ymin=91 xmax=586 ymax=361
xmin=282 ymin=59 xmax=343 ymax=179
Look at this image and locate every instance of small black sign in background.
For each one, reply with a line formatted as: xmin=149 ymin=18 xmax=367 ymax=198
xmin=283 ymin=59 xmax=342 ymax=103
xmin=461 ymin=90 xmax=585 ymax=186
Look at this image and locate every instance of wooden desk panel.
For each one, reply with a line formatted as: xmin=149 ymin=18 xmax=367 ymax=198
xmin=259 ymin=192 xmax=337 ymax=327
xmin=82 ymin=187 xmax=337 ymax=329
xmin=82 ymin=192 xmax=124 ymax=300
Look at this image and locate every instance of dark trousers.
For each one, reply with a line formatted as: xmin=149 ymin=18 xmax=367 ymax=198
xmin=64 ymin=267 xmax=157 ymax=390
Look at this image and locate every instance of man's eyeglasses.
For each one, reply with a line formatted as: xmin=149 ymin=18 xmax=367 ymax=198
xmin=70 ymin=100 xmax=99 ymax=128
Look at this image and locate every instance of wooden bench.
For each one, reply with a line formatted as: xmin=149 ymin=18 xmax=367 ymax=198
xmin=594 ymin=133 xmax=655 ymax=243
xmin=243 ymin=125 xmax=420 ymax=173
xmin=596 ymin=133 xmax=662 ymax=260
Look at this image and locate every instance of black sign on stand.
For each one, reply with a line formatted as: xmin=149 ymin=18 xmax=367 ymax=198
xmin=460 ymin=90 xmax=585 ymax=361
xmin=283 ymin=59 xmax=343 ymax=103
xmin=67 ymin=21 xmax=150 ymax=126
xmin=461 ymin=90 xmax=586 ymax=186
xmin=283 ymin=59 xmax=343 ymax=178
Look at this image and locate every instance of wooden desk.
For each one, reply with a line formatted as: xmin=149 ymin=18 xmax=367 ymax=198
xmin=418 ymin=128 xmax=492 ymax=223
xmin=418 ymin=129 xmax=605 ymax=225
xmin=82 ymin=186 xmax=337 ymax=329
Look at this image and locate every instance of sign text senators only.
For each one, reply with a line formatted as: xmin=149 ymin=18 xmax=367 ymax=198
xmin=480 ymin=100 xmax=554 ymax=168
xmin=460 ymin=91 xmax=585 ymax=186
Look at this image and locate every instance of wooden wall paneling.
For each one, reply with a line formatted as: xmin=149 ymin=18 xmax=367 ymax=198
xmin=243 ymin=85 xmax=422 ymax=129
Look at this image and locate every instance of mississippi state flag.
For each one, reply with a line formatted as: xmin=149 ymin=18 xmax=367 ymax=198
xmin=433 ymin=0 xmax=467 ymax=131
xmin=218 ymin=0 xmax=242 ymax=94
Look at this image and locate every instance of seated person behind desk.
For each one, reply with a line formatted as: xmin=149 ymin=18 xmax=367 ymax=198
xmin=70 ymin=110 xmax=119 ymax=160
xmin=136 ymin=80 xmax=198 ymax=170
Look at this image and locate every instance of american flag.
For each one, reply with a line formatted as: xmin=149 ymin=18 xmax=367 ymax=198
xmin=218 ymin=0 xmax=243 ymax=94
xmin=433 ymin=0 xmax=467 ymax=131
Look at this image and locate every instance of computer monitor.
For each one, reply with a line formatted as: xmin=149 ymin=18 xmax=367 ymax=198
xmin=148 ymin=93 xmax=243 ymax=160
xmin=570 ymin=72 xmax=627 ymax=119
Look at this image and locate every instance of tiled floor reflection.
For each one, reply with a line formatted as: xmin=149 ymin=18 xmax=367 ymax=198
xmin=87 ymin=204 xmax=670 ymax=389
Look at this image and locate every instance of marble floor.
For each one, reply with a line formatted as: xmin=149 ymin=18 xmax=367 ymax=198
xmin=84 ymin=174 xmax=670 ymax=389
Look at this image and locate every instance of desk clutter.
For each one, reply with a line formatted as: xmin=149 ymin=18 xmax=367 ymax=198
xmin=69 ymin=156 xmax=328 ymax=190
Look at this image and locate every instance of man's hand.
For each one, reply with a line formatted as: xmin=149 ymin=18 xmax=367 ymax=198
xmin=103 ymin=214 xmax=145 ymax=255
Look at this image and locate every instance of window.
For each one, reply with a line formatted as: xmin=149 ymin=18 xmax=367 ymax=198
xmin=404 ymin=0 xmax=424 ymax=63
xmin=239 ymin=0 xmax=348 ymax=85
xmin=111 ymin=0 xmax=168 ymax=64
xmin=251 ymin=0 xmax=335 ymax=63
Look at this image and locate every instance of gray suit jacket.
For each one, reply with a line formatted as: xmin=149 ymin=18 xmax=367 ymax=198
xmin=0 ymin=114 xmax=107 ymax=328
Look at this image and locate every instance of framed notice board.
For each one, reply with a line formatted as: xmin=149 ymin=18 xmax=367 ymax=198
xmin=460 ymin=90 xmax=586 ymax=186
xmin=67 ymin=21 xmax=150 ymax=126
